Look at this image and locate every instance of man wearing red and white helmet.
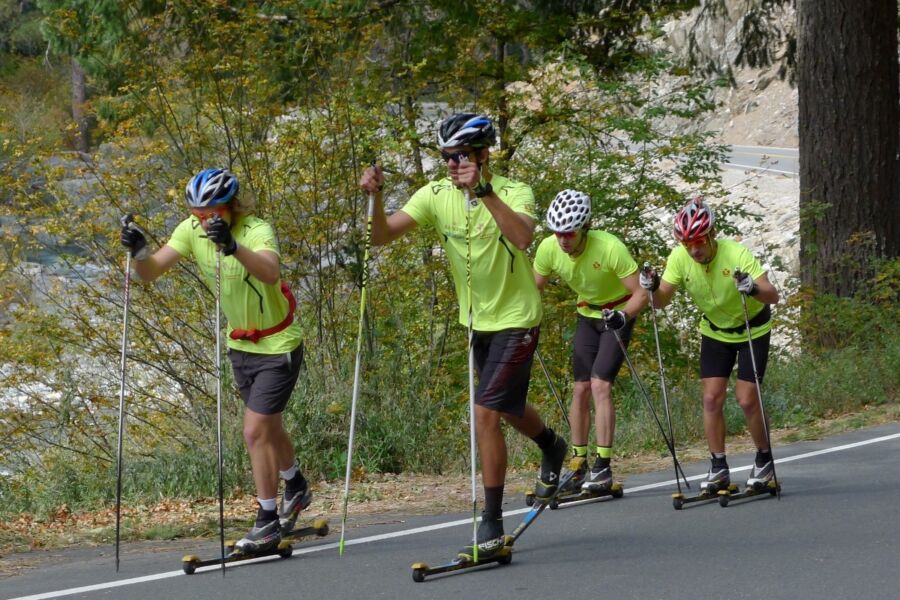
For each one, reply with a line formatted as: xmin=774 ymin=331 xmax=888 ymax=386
xmin=641 ymin=196 xmax=780 ymax=492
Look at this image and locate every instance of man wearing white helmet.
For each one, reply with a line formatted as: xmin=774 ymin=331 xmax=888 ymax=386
xmin=533 ymin=189 xmax=646 ymax=493
xmin=119 ymin=168 xmax=310 ymax=555
xmin=359 ymin=113 xmax=567 ymax=561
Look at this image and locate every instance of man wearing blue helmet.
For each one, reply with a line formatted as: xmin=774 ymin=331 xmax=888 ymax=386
xmin=360 ymin=114 xmax=567 ymax=561
xmin=120 ymin=168 xmax=309 ymax=554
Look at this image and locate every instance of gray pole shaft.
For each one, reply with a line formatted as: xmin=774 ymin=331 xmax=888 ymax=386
xmin=115 ymin=252 xmax=131 ymax=572
xmin=215 ymin=251 xmax=226 ymax=573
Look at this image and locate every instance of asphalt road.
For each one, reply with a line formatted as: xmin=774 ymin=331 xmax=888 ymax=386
xmin=4 ymin=423 xmax=898 ymax=600
xmin=725 ymin=145 xmax=798 ymax=176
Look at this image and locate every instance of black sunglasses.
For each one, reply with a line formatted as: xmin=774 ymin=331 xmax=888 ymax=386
xmin=440 ymin=150 xmax=471 ymax=163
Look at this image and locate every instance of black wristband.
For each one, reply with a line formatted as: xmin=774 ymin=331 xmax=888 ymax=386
xmin=474 ymin=182 xmax=493 ymax=198
xmin=749 ymin=283 xmax=760 ymax=296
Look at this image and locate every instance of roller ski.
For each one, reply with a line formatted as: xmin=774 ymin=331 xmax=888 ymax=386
xmin=672 ymin=465 xmax=737 ymax=510
xmin=182 ymin=517 xmax=329 ymax=575
xmin=718 ymin=461 xmax=781 ymax=507
xmin=411 ymin=512 xmax=512 ymax=582
xmin=527 ymin=456 xmax=624 ymax=509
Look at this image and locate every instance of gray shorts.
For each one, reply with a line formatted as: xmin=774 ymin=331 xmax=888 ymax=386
xmin=228 ymin=343 xmax=304 ymax=415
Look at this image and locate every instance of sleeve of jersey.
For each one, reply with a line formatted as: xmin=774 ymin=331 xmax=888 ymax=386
xmin=165 ymin=218 xmax=195 ymax=258
xmin=739 ymin=245 xmax=765 ymax=280
xmin=610 ymin=238 xmax=638 ymax=278
xmin=533 ymin=237 xmax=554 ymax=276
xmin=661 ymin=247 xmax=682 ymax=286
xmin=242 ymin=220 xmax=281 ymax=256
xmin=504 ymin=183 xmax=537 ymax=219
xmin=399 ymin=185 xmax=434 ymax=228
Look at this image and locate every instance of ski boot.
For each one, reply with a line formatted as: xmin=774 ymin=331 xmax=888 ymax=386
xmin=279 ymin=480 xmax=312 ymax=534
xmin=558 ymin=455 xmax=588 ymax=495
xmin=457 ymin=512 xmax=505 ymax=562
xmin=532 ymin=434 xmax=568 ymax=502
xmin=234 ymin=506 xmax=282 ymax=555
xmin=581 ymin=458 xmax=613 ymax=493
xmin=700 ymin=465 xmax=731 ymax=494
xmin=746 ymin=460 xmax=774 ymax=489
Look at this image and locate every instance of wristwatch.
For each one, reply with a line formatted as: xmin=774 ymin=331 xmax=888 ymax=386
xmin=473 ymin=181 xmax=493 ymax=198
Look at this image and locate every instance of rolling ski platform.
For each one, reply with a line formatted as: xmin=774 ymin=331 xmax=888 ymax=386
xmin=525 ymin=482 xmax=624 ymax=510
xmin=182 ymin=518 xmax=329 ymax=574
xmin=672 ymin=483 xmax=738 ymax=510
xmin=411 ymin=545 xmax=512 ymax=582
xmin=411 ymin=470 xmax=578 ymax=582
xmin=717 ymin=480 xmax=780 ymax=507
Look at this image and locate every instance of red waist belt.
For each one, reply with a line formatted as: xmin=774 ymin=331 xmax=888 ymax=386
xmin=229 ymin=282 xmax=296 ymax=343
xmin=576 ymin=293 xmax=632 ymax=312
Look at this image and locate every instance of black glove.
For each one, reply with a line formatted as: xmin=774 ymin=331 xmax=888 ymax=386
xmin=206 ymin=215 xmax=238 ymax=256
xmin=602 ymin=309 xmax=628 ymax=331
xmin=120 ymin=215 xmax=150 ymax=260
xmin=639 ymin=263 xmax=660 ymax=292
xmin=734 ymin=269 xmax=759 ymax=296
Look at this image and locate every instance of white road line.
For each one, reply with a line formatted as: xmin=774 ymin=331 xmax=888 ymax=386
xmin=7 ymin=430 xmax=900 ymax=600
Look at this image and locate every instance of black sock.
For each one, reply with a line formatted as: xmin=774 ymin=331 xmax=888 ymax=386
xmin=532 ymin=427 xmax=557 ymax=451
xmin=483 ymin=486 xmax=504 ymax=519
xmin=756 ymin=449 xmax=772 ymax=467
xmin=285 ymin=472 xmax=308 ymax=498
xmin=255 ymin=507 xmax=278 ymax=528
xmin=711 ymin=454 xmax=728 ymax=469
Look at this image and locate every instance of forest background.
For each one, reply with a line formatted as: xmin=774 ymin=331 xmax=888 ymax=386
xmin=0 ymin=0 xmax=897 ymax=553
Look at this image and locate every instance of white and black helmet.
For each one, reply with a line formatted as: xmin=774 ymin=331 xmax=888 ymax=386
xmin=546 ymin=189 xmax=592 ymax=233
xmin=437 ymin=113 xmax=497 ymax=149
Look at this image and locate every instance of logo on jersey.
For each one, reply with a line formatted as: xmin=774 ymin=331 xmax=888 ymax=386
xmin=722 ymin=268 xmax=731 ymax=277
xmin=593 ymin=261 xmax=602 ymax=270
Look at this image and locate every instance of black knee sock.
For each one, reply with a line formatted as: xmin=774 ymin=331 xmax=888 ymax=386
xmin=532 ymin=426 xmax=557 ymax=451
xmin=483 ymin=486 xmax=504 ymax=520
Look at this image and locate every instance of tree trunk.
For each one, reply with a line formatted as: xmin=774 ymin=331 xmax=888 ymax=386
xmin=71 ymin=58 xmax=89 ymax=152
xmin=797 ymin=0 xmax=899 ymax=296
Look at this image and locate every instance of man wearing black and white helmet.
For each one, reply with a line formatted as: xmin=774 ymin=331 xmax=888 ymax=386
xmin=360 ymin=113 xmax=567 ymax=562
xmin=534 ymin=189 xmax=647 ymax=495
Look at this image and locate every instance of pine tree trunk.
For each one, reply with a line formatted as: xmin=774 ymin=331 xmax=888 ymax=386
xmin=797 ymin=0 xmax=899 ymax=296
xmin=71 ymin=58 xmax=89 ymax=152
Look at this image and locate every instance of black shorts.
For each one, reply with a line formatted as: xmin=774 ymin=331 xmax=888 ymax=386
xmin=472 ymin=327 xmax=539 ymax=417
xmin=699 ymin=333 xmax=769 ymax=383
xmin=572 ymin=315 xmax=635 ymax=382
xmin=228 ymin=343 xmax=304 ymax=415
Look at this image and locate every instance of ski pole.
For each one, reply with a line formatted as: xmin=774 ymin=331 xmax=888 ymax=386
xmin=606 ymin=319 xmax=690 ymax=487
xmin=463 ymin=169 xmax=478 ymax=564
xmin=215 ymin=248 xmax=226 ymax=575
xmin=535 ymin=348 xmax=571 ymax=433
xmin=339 ymin=168 xmax=376 ymax=556
xmin=641 ymin=263 xmax=689 ymax=493
xmin=735 ymin=268 xmax=780 ymax=499
xmin=114 ymin=215 xmax=134 ymax=572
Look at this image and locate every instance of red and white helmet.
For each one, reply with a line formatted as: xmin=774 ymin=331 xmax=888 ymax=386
xmin=673 ymin=196 xmax=715 ymax=242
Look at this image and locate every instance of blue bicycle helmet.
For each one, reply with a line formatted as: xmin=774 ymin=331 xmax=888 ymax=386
xmin=185 ymin=168 xmax=239 ymax=208
xmin=437 ymin=113 xmax=497 ymax=149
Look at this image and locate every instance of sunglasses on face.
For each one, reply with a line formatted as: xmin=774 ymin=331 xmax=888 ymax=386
xmin=554 ymin=231 xmax=578 ymax=240
xmin=440 ymin=150 xmax=471 ymax=163
xmin=191 ymin=206 xmax=229 ymax=222
xmin=681 ymin=237 xmax=707 ymax=249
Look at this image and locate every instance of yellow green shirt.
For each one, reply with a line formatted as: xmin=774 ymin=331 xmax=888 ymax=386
xmin=533 ymin=230 xmax=637 ymax=318
xmin=401 ymin=175 xmax=542 ymax=331
xmin=661 ymin=239 xmax=771 ymax=343
xmin=166 ymin=214 xmax=302 ymax=354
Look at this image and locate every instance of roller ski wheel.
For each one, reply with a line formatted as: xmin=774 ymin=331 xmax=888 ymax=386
xmin=718 ymin=480 xmax=781 ymax=507
xmin=182 ymin=555 xmax=199 ymax=575
xmin=524 ymin=493 xmax=535 ymax=507
xmin=672 ymin=483 xmax=739 ymax=509
xmin=410 ymin=546 xmax=512 ymax=582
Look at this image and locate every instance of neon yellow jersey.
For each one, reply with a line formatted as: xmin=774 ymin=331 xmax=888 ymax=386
xmin=661 ymin=239 xmax=771 ymax=343
xmin=533 ymin=230 xmax=637 ymax=319
xmin=166 ymin=214 xmax=302 ymax=354
xmin=401 ymin=175 xmax=542 ymax=331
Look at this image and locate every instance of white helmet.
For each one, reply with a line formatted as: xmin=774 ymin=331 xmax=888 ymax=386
xmin=546 ymin=189 xmax=592 ymax=233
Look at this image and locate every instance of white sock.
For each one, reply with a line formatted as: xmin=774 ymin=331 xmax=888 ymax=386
xmin=280 ymin=462 xmax=299 ymax=481
xmin=258 ymin=497 xmax=277 ymax=512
